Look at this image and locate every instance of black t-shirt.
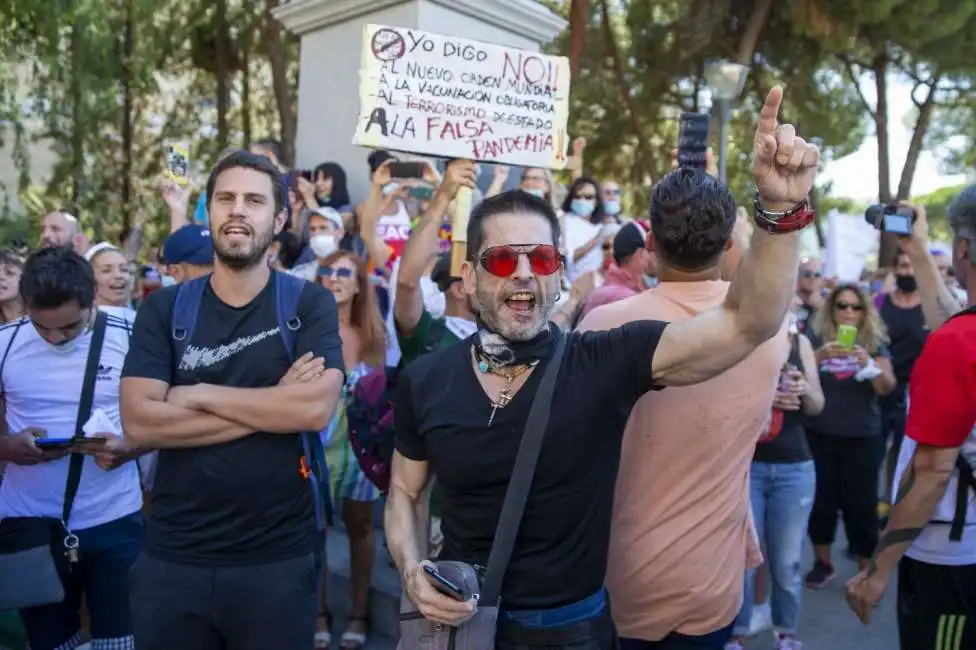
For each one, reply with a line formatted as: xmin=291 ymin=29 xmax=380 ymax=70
xmin=121 ymin=273 xmax=344 ymax=566
xmin=395 ymin=321 xmax=668 ymax=610
xmin=754 ymin=336 xmax=811 ymax=464
xmin=879 ymin=294 xmax=927 ymax=405
xmin=804 ymin=331 xmax=889 ymax=439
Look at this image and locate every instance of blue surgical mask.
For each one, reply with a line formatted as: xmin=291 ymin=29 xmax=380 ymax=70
xmin=571 ymin=199 xmax=595 ymax=218
xmin=525 ymin=188 xmax=546 ymax=198
xmin=604 ymin=200 xmax=621 ymax=216
xmin=644 ymin=275 xmax=658 ymax=289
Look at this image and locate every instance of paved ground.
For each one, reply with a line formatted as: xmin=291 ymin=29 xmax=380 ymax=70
xmin=744 ymin=538 xmax=897 ymax=650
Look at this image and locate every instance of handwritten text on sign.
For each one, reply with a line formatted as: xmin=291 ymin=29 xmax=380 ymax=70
xmin=353 ymin=25 xmax=572 ymax=169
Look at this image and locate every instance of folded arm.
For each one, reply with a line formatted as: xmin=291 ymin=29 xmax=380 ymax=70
xmin=180 ymin=369 xmax=344 ymax=433
xmin=121 ymin=377 xmax=256 ymax=448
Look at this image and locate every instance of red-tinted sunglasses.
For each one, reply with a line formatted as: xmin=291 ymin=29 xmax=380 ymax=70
xmin=478 ymin=244 xmax=563 ymax=277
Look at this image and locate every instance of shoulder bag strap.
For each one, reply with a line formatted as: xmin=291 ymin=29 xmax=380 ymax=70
xmin=62 ymin=310 xmax=108 ymax=527
xmin=481 ymin=332 xmax=567 ymax=605
xmin=274 ymin=270 xmax=305 ymax=358
xmin=171 ymin=275 xmax=209 ymax=372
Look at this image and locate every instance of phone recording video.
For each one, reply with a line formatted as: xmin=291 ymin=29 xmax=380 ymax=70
xmin=389 ymin=162 xmax=426 ymax=180
xmin=864 ymin=204 xmax=915 ymax=236
xmin=677 ymin=113 xmax=710 ymax=170
xmin=165 ymin=144 xmax=190 ymax=188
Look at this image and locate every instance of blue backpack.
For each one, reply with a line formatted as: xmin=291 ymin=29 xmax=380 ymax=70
xmin=170 ymin=271 xmax=332 ymax=529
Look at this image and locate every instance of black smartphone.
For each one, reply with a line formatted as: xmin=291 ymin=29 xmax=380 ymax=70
xmin=389 ymin=162 xmax=426 ymax=179
xmin=422 ymin=565 xmax=466 ymax=601
xmin=677 ymin=113 xmax=709 ymax=169
xmin=35 ymin=437 xmax=106 ymax=451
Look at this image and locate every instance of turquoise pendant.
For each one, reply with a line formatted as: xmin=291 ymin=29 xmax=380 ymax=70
xmin=478 ymin=359 xmax=489 ymax=373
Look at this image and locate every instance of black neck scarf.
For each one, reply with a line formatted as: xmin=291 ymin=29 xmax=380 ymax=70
xmin=473 ymin=317 xmax=557 ymax=369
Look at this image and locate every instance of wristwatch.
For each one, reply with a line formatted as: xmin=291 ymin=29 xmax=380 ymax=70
xmin=753 ymin=191 xmax=815 ymax=234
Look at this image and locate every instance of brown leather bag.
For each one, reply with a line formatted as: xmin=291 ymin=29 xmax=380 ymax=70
xmin=397 ymin=335 xmax=567 ymax=650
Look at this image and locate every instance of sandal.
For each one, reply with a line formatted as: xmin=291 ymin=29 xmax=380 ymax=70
xmin=315 ymin=612 xmax=333 ymax=649
xmin=339 ymin=615 xmax=369 ymax=650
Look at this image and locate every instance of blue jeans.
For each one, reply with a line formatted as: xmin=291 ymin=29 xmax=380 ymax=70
xmin=733 ymin=461 xmax=815 ymax=637
xmin=19 ymin=511 xmax=144 ymax=650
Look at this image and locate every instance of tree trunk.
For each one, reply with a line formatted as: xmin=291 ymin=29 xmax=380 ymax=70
xmin=873 ymin=54 xmax=892 ymax=203
xmin=214 ymin=0 xmax=231 ymax=150
xmin=896 ymin=75 xmax=941 ymax=200
xmin=735 ymin=0 xmax=774 ymax=65
xmin=871 ymin=53 xmax=900 ymax=268
xmin=241 ymin=38 xmax=252 ymax=147
xmin=68 ymin=20 xmax=85 ymax=210
xmin=120 ymin=0 xmax=134 ymax=232
xmin=568 ymin=0 xmax=589 ymax=84
xmin=599 ymin=0 xmax=654 ymax=181
xmin=264 ymin=0 xmax=297 ymax=166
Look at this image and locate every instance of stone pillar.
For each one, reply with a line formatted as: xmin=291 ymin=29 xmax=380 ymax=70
xmin=273 ymin=0 xmax=567 ymax=203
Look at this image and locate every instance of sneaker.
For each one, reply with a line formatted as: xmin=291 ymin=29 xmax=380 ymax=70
xmin=776 ymin=635 xmax=803 ymax=650
xmin=748 ymin=601 xmax=772 ymax=635
xmin=724 ymin=641 xmax=745 ymax=650
xmin=804 ymin=561 xmax=835 ymax=589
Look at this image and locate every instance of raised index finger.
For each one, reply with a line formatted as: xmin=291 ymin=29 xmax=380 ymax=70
xmin=756 ymin=86 xmax=783 ymax=138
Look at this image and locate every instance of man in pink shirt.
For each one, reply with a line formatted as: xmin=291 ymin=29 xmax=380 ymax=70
xmin=579 ymin=168 xmax=789 ymax=649
xmin=580 ymin=221 xmax=655 ymax=319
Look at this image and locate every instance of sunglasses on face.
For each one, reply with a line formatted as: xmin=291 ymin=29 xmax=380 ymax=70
xmin=318 ymin=265 xmax=353 ymax=280
xmin=574 ymin=193 xmax=597 ymax=201
xmin=478 ymin=244 xmax=562 ymax=278
xmin=834 ymin=301 xmax=863 ymax=312
xmin=603 ymin=188 xmax=621 ymax=196
xmin=801 ymin=270 xmax=822 ymax=279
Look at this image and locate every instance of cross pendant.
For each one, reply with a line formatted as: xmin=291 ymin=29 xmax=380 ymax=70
xmin=488 ymin=403 xmax=499 ymax=427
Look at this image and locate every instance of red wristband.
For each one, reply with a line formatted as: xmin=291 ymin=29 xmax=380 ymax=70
xmin=753 ymin=194 xmax=815 ymax=234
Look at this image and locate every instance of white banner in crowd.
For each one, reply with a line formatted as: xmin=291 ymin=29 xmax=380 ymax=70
xmin=823 ymin=209 xmax=878 ymax=282
xmin=353 ymin=24 xmax=572 ymax=169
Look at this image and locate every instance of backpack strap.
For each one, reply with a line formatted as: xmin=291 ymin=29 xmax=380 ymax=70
xmin=950 ymin=455 xmax=976 ymax=542
xmin=171 ymin=275 xmax=210 ymax=373
xmin=272 ymin=271 xmax=331 ymax=531
xmin=274 ymin=270 xmax=304 ymax=358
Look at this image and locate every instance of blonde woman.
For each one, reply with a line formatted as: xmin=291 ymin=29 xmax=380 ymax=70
xmin=85 ymin=243 xmax=135 ymax=328
xmin=803 ymin=283 xmax=896 ymax=589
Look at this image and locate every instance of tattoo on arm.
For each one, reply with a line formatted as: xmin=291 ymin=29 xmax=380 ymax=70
xmin=553 ymin=298 xmax=584 ymax=332
xmin=894 ymin=462 xmax=917 ymax=504
xmin=867 ymin=528 xmax=925 ymax=577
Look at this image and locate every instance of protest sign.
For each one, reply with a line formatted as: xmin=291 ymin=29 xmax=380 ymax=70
xmin=353 ymin=24 xmax=572 ymax=170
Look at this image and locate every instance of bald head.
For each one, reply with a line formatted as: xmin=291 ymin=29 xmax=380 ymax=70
xmin=40 ymin=211 xmax=79 ymax=249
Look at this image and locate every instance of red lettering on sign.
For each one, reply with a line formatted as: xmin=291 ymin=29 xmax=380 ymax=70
xmin=426 ymin=117 xmax=494 ymax=141
xmin=468 ymin=134 xmax=553 ymax=160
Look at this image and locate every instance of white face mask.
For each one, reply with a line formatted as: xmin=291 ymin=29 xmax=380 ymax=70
xmin=161 ymin=275 xmax=178 ymax=287
xmin=382 ymin=183 xmax=399 ymax=197
xmin=525 ymin=188 xmax=546 ymax=198
xmin=310 ymin=234 xmax=338 ymax=259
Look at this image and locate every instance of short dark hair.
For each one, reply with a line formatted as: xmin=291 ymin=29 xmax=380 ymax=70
xmin=562 ymin=176 xmax=605 ymax=225
xmin=0 ymin=249 xmax=24 ymax=269
xmin=466 ymin=190 xmax=561 ymax=261
xmin=250 ymin=139 xmax=284 ymax=164
xmin=20 ymin=247 xmax=95 ymax=310
xmin=649 ymin=168 xmax=736 ymax=272
xmin=205 ymin=150 xmax=287 ymax=216
xmin=948 ymin=185 xmax=976 ymax=240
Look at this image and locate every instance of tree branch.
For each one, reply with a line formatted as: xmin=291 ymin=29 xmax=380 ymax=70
xmin=838 ymin=54 xmax=875 ymax=117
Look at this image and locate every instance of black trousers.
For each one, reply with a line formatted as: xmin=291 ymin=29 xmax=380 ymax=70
xmin=898 ymin=556 xmax=976 ymax=650
xmin=807 ymin=432 xmax=881 ymax=558
xmin=129 ymin=551 xmax=317 ymax=650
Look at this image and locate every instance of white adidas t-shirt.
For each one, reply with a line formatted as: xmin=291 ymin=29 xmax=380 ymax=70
xmin=0 ymin=312 xmax=142 ymax=530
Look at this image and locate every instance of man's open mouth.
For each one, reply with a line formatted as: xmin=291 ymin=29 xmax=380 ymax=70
xmin=223 ymin=225 xmax=250 ymax=237
xmin=505 ymin=292 xmax=536 ymax=313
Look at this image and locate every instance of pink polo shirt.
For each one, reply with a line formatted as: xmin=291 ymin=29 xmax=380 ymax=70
xmin=578 ymin=280 xmax=787 ymax=641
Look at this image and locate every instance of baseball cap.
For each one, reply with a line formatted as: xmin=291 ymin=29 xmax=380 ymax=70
xmin=310 ymin=207 xmax=343 ymax=230
xmin=163 ymin=225 xmax=214 ymax=265
xmin=430 ymin=252 xmax=460 ymax=293
xmin=612 ymin=221 xmax=648 ymax=265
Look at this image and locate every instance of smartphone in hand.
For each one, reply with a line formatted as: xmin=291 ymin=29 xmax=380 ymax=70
xmin=677 ymin=113 xmax=709 ymax=170
xmin=389 ymin=162 xmax=426 ymax=180
xmin=165 ymin=144 xmax=190 ymax=188
xmin=422 ymin=565 xmax=466 ymax=601
xmin=836 ymin=324 xmax=858 ymax=349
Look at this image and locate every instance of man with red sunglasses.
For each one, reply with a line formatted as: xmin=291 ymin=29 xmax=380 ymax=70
xmin=386 ymin=86 xmax=819 ymax=650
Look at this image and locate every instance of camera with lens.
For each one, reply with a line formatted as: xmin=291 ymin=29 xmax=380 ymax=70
xmin=864 ymin=204 xmax=915 ymax=236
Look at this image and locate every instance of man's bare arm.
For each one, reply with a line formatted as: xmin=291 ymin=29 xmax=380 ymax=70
xmin=651 ymin=86 xmax=816 ymax=387
xmin=121 ymin=377 xmax=256 ymax=448
xmin=897 ymin=202 xmax=961 ymax=329
xmin=652 ymin=225 xmax=799 ymax=386
xmin=865 ymin=445 xmax=958 ymax=578
xmin=183 ymin=369 xmax=344 ymax=434
xmin=385 ymin=452 xmax=431 ymax=575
